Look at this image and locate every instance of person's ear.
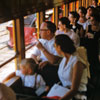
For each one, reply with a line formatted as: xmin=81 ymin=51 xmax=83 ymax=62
xmin=57 ymin=45 xmax=62 ymax=51
xmin=47 ymin=30 xmax=51 ymax=34
xmin=64 ymin=24 xmax=66 ymax=29
xmin=28 ymin=68 xmax=32 ymax=74
xmin=74 ymin=18 xmax=77 ymax=22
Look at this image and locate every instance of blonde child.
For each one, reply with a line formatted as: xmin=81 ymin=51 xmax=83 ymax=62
xmin=3 ymin=58 xmax=46 ymax=89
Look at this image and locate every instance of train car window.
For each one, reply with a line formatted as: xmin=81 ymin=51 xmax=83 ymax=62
xmin=58 ymin=6 xmax=64 ymax=19
xmin=0 ymin=20 xmax=16 ymax=82
xmin=0 ymin=60 xmax=15 ymax=82
xmin=45 ymin=9 xmax=53 ymax=22
xmin=69 ymin=2 xmax=73 ymax=12
xmin=76 ymin=1 xmax=80 ymax=11
xmin=24 ymin=14 xmax=37 ymax=58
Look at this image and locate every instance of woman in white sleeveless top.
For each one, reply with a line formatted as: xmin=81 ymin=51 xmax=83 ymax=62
xmin=54 ymin=34 xmax=88 ymax=100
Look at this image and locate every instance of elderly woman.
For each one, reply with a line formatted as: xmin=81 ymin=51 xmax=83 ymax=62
xmin=54 ymin=34 xmax=88 ymax=100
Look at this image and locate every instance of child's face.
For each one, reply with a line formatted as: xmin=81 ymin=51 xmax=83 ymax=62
xmin=20 ymin=65 xmax=28 ymax=75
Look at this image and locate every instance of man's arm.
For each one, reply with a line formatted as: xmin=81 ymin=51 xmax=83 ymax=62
xmin=31 ymin=54 xmax=39 ymax=64
xmin=31 ymin=45 xmax=41 ymax=64
xmin=36 ymin=41 xmax=61 ymax=64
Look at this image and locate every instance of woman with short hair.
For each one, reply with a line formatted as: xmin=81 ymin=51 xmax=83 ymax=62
xmin=54 ymin=34 xmax=88 ymax=100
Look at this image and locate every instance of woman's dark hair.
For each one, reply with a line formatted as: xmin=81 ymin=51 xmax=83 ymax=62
xmin=69 ymin=11 xmax=79 ymax=22
xmin=55 ymin=34 xmax=76 ymax=54
xmin=87 ymin=6 xmax=94 ymax=10
xmin=59 ymin=17 xmax=71 ymax=29
xmin=79 ymin=7 xmax=87 ymax=15
xmin=45 ymin=21 xmax=56 ymax=34
xmin=91 ymin=12 xmax=100 ymax=22
xmin=93 ymin=0 xmax=98 ymax=3
xmin=87 ymin=6 xmax=95 ymax=13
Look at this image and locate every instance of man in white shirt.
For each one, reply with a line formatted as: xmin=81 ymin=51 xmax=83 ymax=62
xmin=31 ymin=21 xmax=61 ymax=86
xmin=31 ymin=21 xmax=61 ymax=66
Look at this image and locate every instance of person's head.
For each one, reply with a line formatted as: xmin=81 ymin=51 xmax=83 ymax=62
xmin=78 ymin=7 xmax=87 ymax=17
xmin=92 ymin=0 xmax=98 ymax=7
xmin=40 ymin=21 xmax=56 ymax=40
xmin=68 ymin=11 xmax=79 ymax=23
xmin=20 ymin=58 xmax=38 ymax=75
xmin=0 ymin=83 xmax=16 ymax=100
xmin=54 ymin=34 xmax=76 ymax=56
xmin=86 ymin=6 xmax=95 ymax=17
xmin=90 ymin=13 xmax=100 ymax=25
xmin=58 ymin=17 xmax=71 ymax=31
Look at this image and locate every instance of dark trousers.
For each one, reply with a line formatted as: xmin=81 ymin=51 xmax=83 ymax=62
xmin=37 ymin=64 xmax=60 ymax=87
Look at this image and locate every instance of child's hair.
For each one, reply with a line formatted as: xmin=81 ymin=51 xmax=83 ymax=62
xmin=20 ymin=58 xmax=38 ymax=73
xmin=0 ymin=83 xmax=16 ymax=100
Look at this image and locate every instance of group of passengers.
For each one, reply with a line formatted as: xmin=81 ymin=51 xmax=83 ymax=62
xmin=1 ymin=0 xmax=100 ymax=100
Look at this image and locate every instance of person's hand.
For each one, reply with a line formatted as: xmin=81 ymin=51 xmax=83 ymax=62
xmin=45 ymin=86 xmax=50 ymax=92
xmin=39 ymin=61 xmax=49 ymax=69
xmin=36 ymin=41 xmax=45 ymax=51
xmin=85 ymin=32 xmax=94 ymax=39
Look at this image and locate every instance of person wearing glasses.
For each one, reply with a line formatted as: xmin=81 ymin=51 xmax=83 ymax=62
xmin=31 ymin=21 xmax=61 ymax=87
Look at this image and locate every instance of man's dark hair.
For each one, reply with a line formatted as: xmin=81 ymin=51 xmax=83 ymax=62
xmin=55 ymin=34 xmax=76 ymax=54
xmin=79 ymin=7 xmax=87 ymax=15
xmin=69 ymin=11 xmax=79 ymax=22
xmin=91 ymin=12 xmax=100 ymax=22
xmin=59 ymin=17 xmax=71 ymax=29
xmin=45 ymin=21 xmax=56 ymax=34
xmin=93 ymin=0 xmax=98 ymax=3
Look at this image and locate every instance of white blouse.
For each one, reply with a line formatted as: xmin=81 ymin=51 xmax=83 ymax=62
xmin=16 ymin=70 xmax=46 ymax=89
xmin=58 ymin=53 xmax=88 ymax=92
xmin=77 ymin=20 xmax=89 ymax=30
xmin=55 ymin=29 xmax=80 ymax=47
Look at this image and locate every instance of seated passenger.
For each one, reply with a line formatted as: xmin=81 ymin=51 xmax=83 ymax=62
xmin=68 ymin=11 xmax=84 ymax=37
xmin=31 ymin=21 xmax=61 ymax=65
xmin=86 ymin=6 xmax=95 ymax=21
xmin=55 ymin=17 xmax=80 ymax=47
xmin=91 ymin=0 xmax=98 ymax=8
xmin=3 ymin=58 xmax=46 ymax=89
xmin=31 ymin=21 xmax=61 ymax=86
xmin=78 ymin=7 xmax=90 ymax=31
xmin=0 ymin=83 xmax=16 ymax=100
xmin=53 ymin=34 xmax=88 ymax=100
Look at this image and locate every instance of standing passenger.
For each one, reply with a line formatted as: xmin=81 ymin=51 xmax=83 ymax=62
xmin=85 ymin=13 xmax=100 ymax=78
xmin=78 ymin=7 xmax=89 ymax=31
xmin=68 ymin=11 xmax=84 ymax=37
